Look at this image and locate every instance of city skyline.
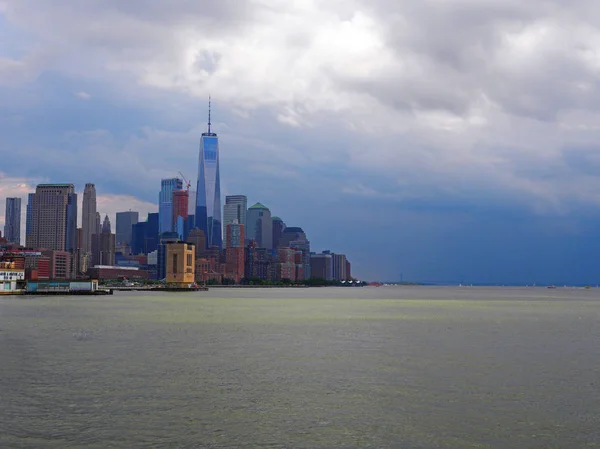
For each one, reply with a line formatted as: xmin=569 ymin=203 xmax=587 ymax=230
xmin=4 ymin=1 xmax=600 ymax=283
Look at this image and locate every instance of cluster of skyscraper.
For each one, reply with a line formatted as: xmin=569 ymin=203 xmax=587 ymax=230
xmin=0 ymin=100 xmax=353 ymax=283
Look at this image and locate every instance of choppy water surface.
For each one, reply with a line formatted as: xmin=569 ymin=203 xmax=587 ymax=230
xmin=1 ymin=286 xmax=600 ymax=448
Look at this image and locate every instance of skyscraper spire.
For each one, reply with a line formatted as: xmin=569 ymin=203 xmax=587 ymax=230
xmin=208 ymin=95 xmax=212 ymax=134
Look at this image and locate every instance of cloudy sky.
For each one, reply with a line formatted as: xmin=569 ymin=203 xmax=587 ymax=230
xmin=2 ymin=0 xmax=600 ymax=283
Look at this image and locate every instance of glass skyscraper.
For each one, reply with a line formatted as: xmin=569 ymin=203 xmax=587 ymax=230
xmin=4 ymin=197 xmax=21 ymax=245
xmin=195 ymin=99 xmax=222 ymax=249
xmin=159 ymin=178 xmax=183 ymax=235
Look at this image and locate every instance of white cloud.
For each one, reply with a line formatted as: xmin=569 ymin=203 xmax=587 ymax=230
xmin=4 ymin=0 xmax=600 ymax=214
xmin=75 ymin=91 xmax=91 ymax=100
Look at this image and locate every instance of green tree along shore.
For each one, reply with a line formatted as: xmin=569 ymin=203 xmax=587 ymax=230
xmin=218 ymin=277 xmax=366 ymax=287
xmin=99 ymin=278 xmax=367 ymax=287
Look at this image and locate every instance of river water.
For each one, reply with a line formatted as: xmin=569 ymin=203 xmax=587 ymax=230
xmin=1 ymin=286 xmax=599 ymax=448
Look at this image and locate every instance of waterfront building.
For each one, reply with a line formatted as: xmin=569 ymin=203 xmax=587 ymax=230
xmin=346 ymin=259 xmax=352 ymax=279
xmin=3 ymin=197 xmax=21 ymax=245
xmin=81 ymin=184 xmax=97 ymax=255
xmin=25 ymin=193 xmax=34 ymax=242
xmin=88 ymin=265 xmax=148 ymax=281
xmin=95 ymin=212 xmax=101 ymax=235
xmin=186 ymin=228 xmax=206 ymax=259
xmin=195 ymin=257 xmax=223 ymax=284
xmin=244 ymin=243 xmax=276 ymax=281
xmin=27 ymin=184 xmax=77 ymax=254
xmin=225 ymin=220 xmax=245 ymax=283
xmin=332 ymin=253 xmax=348 ymax=280
xmin=0 ymin=261 xmax=26 ymax=294
xmin=41 ymin=250 xmax=72 ymax=280
xmin=159 ymin=178 xmax=183 ymax=234
xmin=116 ymin=211 xmax=139 ymax=247
xmin=165 ymin=242 xmax=196 ymax=286
xmin=275 ymin=247 xmax=296 ymax=281
xmin=310 ymin=253 xmax=333 ymax=280
xmin=294 ymin=250 xmax=305 ymax=281
xmin=272 ymin=216 xmax=285 ymax=249
xmin=246 ymin=203 xmax=273 ymax=249
xmin=195 ymin=99 xmax=222 ymax=249
xmin=279 ymin=227 xmax=310 ymax=279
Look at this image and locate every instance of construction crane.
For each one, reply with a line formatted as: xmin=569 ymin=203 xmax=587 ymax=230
xmin=178 ymin=171 xmax=191 ymax=191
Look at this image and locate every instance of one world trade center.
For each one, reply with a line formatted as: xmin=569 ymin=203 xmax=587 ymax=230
xmin=195 ymin=98 xmax=222 ymax=248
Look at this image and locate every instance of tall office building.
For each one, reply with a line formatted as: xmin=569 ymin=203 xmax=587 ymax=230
xmin=25 ymin=193 xmax=34 ymax=242
xmin=3 ymin=197 xmax=21 ymax=245
xmin=131 ymin=213 xmax=160 ymax=256
xmin=27 ymin=184 xmax=77 ymax=253
xmin=101 ymin=214 xmax=111 ymax=233
xmin=223 ymin=195 xmax=247 ymax=227
xmin=91 ymin=229 xmax=116 ymax=267
xmin=279 ymin=227 xmax=307 ymax=248
xmin=223 ymin=195 xmax=247 ymax=248
xmin=195 ymin=98 xmax=222 ymax=249
xmin=81 ymin=184 xmax=97 ymax=254
xmin=246 ymin=203 xmax=273 ymax=249
xmin=159 ymin=178 xmax=183 ymax=234
xmin=272 ymin=216 xmax=285 ymax=249
xmin=116 ymin=211 xmax=139 ymax=246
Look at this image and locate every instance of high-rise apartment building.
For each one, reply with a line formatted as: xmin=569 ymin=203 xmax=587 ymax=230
xmin=27 ymin=184 xmax=77 ymax=253
xmin=332 ymin=253 xmax=348 ymax=281
xmin=246 ymin=203 xmax=273 ymax=249
xmin=310 ymin=253 xmax=333 ymax=280
xmin=81 ymin=184 xmax=97 ymax=254
xmin=116 ymin=211 xmax=139 ymax=246
xmin=195 ymin=99 xmax=222 ymax=249
xmin=173 ymin=190 xmax=189 ymax=222
xmin=4 ymin=197 xmax=21 ymax=245
xmin=172 ymin=190 xmax=189 ymax=239
xmin=159 ymin=178 xmax=183 ymax=234
xmin=225 ymin=220 xmax=245 ymax=282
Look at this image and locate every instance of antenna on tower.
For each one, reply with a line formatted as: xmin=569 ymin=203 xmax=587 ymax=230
xmin=207 ymin=95 xmax=212 ymax=134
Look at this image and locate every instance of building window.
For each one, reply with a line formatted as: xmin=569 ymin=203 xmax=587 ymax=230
xmin=173 ymin=254 xmax=178 ymax=274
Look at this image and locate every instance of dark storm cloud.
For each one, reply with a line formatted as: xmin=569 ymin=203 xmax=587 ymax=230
xmin=4 ymin=0 xmax=600 ymax=281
